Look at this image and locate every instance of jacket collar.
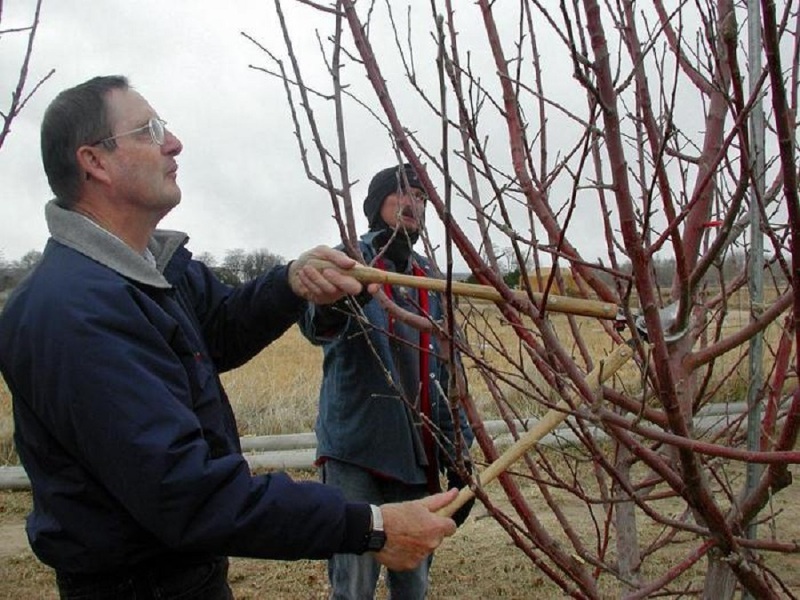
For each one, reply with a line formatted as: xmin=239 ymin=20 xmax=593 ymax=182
xmin=45 ymin=199 xmax=189 ymax=289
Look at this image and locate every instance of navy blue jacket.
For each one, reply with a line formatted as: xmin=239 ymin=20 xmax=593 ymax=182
xmin=0 ymin=201 xmax=370 ymax=574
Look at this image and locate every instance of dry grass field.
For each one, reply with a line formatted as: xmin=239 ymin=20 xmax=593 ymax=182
xmin=0 ymin=301 xmax=798 ymax=598
xmin=1 ymin=466 xmax=798 ymax=599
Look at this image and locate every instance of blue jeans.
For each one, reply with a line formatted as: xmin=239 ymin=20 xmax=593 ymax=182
xmin=56 ymin=556 xmax=233 ymax=599
xmin=321 ymin=459 xmax=431 ymax=600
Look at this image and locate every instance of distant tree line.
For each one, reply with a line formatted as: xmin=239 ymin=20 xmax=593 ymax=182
xmin=0 ymin=250 xmax=43 ymax=294
xmin=0 ymin=248 xmax=285 ymax=294
xmin=465 ymin=250 xmax=788 ymax=292
xmin=195 ymin=248 xmax=285 ymax=287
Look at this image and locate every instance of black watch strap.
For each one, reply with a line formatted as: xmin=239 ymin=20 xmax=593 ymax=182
xmin=364 ymin=504 xmax=387 ymax=552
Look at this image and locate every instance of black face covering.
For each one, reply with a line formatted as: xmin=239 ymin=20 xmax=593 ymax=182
xmin=363 ymin=164 xmax=424 ymax=230
xmin=371 ymin=227 xmax=419 ymax=269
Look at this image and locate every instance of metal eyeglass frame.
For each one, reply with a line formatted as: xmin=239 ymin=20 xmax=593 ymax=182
xmin=91 ymin=117 xmax=167 ymax=147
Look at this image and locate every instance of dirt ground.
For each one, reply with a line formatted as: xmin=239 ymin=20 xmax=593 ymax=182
xmin=0 ymin=489 xmax=549 ymax=600
xmin=1 ymin=469 xmax=799 ymax=599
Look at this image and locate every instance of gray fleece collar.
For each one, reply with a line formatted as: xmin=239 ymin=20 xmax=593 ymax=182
xmin=45 ymin=199 xmax=189 ymax=289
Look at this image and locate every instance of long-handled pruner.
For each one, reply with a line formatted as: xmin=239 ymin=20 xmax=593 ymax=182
xmin=430 ymin=307 xmax=680 ymax=516
xmin=306 ymin=258 xmax=684 ymax=515
xmin=305 ymin=259 xmax=619 ymax=319
xmin=306 ymin=258 xmax=687 ymax=342
xmin=436 ymin=341 xmax=634 ymax=517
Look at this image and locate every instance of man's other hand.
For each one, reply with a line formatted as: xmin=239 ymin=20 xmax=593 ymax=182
xmin=374 ymin=488 xmax=458 ymax=571
xmin=289 ymin=246 xmax=377 ymax=304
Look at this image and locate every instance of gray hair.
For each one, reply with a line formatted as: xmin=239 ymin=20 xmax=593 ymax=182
xmin=40 ymin=75 xmax=129 ymax=207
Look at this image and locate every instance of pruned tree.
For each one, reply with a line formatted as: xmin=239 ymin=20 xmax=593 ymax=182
xmin=248 ymin=1 xmax=799 ymax=597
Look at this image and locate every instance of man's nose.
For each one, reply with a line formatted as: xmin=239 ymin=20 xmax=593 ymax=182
xmin=162 ymin=129 xmax=183 ymax=156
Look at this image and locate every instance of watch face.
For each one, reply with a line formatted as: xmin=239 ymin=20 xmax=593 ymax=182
xmin=367 ymin=530 xmax=387 ymax=552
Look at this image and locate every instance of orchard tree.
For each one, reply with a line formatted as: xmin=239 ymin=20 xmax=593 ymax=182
xmin=1 ymin=0 xmax=51 ymax=274
xmin=250 ymin=1 xmax=799 ymax=597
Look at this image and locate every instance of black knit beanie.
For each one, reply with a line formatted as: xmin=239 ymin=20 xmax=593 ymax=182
xmin=363 ymin=163 xmax=424 ymax=230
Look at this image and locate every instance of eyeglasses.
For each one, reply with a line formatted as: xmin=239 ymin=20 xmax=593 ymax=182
xmin=91 ymin=117 xmax=167 ymax=147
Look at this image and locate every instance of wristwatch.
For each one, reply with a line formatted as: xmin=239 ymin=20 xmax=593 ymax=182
xmin=364 ymin=504 xmax=387 ymax=552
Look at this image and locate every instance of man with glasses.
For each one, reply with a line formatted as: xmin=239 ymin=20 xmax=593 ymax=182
xmin=0 ymin=76 xmax=458 ymax=599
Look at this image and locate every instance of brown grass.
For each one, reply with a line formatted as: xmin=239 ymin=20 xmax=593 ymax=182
xmin=0 ymin=301 xmax=797 ymax=598
xmin=0 ymin=300 xmax=788 ymax=462
xmin=220 ymin=328 xmax=324 ymax=436
xmin=2 ymin=461 xmax=798 ymax=598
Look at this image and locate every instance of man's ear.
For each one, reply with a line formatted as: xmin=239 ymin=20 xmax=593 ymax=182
xmin=76 ymin=145 xmax=112 ymax=185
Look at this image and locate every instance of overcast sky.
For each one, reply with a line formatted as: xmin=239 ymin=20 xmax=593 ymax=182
xmin=1 ymin=0 xmax=602 ymax=274
xmin=3 ymin=1 xmax=761 ymax=273
xmin=0 ymin=0 xmax=532 ymax=273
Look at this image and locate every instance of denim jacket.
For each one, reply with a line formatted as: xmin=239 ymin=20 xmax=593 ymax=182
xmin=299 ymin=232 xmax=473 ymax=486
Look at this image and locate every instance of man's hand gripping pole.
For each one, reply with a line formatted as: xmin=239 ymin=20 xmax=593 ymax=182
xmin=304 ymin=259 xmax=619 ymax=320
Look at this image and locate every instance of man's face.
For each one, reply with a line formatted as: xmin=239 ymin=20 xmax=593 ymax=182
xmin=101 ymin=88 xmax=183 ymax=219
xmin=379 ymin=187 xmax=426 ymax=233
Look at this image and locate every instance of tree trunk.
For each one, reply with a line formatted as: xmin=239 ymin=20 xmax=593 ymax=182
xmin=614 ymin=445 xmax=641 ymax=592
xmin=703 ymin=554 xmax=737 ymax=599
